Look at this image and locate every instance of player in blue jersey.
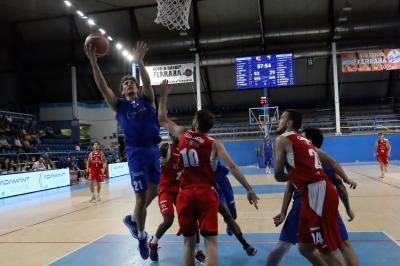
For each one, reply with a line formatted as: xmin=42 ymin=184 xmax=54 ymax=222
xmin=266 ymin=128 xmax=358 ymax=266
xmin=215 ymin=162 xmax=257 ymax=256
xmin=85 ymin=41 xmax=160 ymax=260
xmin=262 ymin=136 xmax=274 ymax=174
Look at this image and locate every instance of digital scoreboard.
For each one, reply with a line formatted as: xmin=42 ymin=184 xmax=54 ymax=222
xmin=236 ymin=54 xmax=294 ymax=89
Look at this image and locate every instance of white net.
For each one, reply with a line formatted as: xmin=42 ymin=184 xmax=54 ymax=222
xmin=249 ymin=106 xmax=279 ymax=137
xmin=154 ymin=0 xmax=192 ymax=31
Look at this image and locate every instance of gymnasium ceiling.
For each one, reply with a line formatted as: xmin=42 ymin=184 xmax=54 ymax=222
xmin=0 ymin=0 xmax=399 ymax=112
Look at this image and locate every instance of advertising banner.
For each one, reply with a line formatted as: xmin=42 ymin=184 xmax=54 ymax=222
xmin=141 ymin=63 xmax=194 ymax=85
xmin=341 ymin=49 xmax=400 ymax=72
xmin=0 ymin=168 xmax=70 ymax=198
xmin=108 ymin=162 xmax=129 ymax=178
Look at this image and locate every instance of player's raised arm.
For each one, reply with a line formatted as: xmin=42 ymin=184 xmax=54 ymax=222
xmin=274 ymin=136 xmax=290 ymax=182
xmin=214 ymin=140 xmax=259 ymax=209
xmin=317 ymin=148 xmax=357 ymax=189
xmin=84 ymin=43 xmax=117 ymax=111
xmin=157 ymin=79 xmax=185 ymax=137
xmin=133 ymin=41 xmax=155 ymax=107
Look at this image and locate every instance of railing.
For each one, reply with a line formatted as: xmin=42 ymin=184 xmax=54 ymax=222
xmin=0 ymin=110 xmax=34 ymax=119
xmin=0 ymin=151 xmax=92 ymax=176
xmin=16 ymin=151 xmax=90 ymax=164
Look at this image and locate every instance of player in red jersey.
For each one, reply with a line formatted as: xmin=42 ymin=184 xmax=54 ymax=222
xmin=274 ymin=109 xmax=357 ymax=266
xmin=87 ymin=142 xmax=107 ymax=202
xmin=158 ymin=80 xmax=259 ymax=266
xmin=374 ymin=132 xmax=391 ymax=178
xmin=148 ymin=134 xmax=206 ymax=263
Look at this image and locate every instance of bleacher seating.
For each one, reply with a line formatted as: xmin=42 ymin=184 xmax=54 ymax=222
xmin=36 ymin=137 xmax=76 ymax=152
xmin=159 ymin=104 xmax=400 ymax=140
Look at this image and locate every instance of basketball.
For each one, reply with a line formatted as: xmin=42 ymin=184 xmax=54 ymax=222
xmin=85 ymin=33 xmax=109 ymax=57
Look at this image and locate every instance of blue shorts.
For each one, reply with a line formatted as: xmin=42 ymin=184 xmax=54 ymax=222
xmin=125 ymin=144 xmax=160 ymax=193
xmin=217 ymin=179 xmax=237 ymax=218
xmin=279 ymin=198 xmax=348 ymax=244
xmin=264 ymin=153 xmax=273 ymax=165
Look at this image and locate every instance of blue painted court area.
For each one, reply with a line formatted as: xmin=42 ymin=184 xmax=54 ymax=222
xmin=236 ymin=167 xmax=268 ymax=175
xmin=233 ymin=184 xmax=286 ymax=195
xmin=49 ymin=232 xmax=400 ymax=266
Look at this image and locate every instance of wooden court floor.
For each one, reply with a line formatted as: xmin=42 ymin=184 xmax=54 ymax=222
xmin=0 ymin=162 xmax=399 ymax=266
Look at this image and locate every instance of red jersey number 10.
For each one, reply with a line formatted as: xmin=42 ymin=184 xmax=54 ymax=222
xmin=180 ymin=148 xmax=199 ymax=167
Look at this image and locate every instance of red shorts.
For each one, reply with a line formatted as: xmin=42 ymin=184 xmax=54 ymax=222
xmin=176 ymin=186 xmax=218 ymax=237
xmin=159 ymin=191 xmax=179 ymax=215
xmin=298 ymin=180 xmax=343 ymax=253
xmin=89 ymin=168 xmax=103 ymax=182
xmin=377 ymin=154 xmax=388 ymax=165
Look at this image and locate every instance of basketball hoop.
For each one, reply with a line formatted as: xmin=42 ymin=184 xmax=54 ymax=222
xmin=249 ymin=106 xmax=279 ymax=137
xmin=154 ymin=0 xmax=192 ymax=31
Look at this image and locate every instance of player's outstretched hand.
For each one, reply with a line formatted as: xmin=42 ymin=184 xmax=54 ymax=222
xmin=84 ymin=43 xmax=97 ymax=63
xmin=346 ymin=208 xmax=355 ymax=222
xmin=344 ymin=178 xmax=357 ymax=189
xmin=273 ymin=213 xmax=286 ymax=227
xmin=247 ymin=190 xmax=259 ymax=210
xmin=133 ymin=41 xmax=149 ymax=62
xmin=160 ymin=79 xmax=171 ymax=97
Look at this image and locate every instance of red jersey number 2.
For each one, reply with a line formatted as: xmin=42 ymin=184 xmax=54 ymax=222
xmin=308 ymin=149 xmax=323 ymax=170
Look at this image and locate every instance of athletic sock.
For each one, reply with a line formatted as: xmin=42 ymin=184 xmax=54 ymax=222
xmin=138 ymin=231 xmax=146 ymax=240
xmin=151 ymin=236 xmax=159 ymax=244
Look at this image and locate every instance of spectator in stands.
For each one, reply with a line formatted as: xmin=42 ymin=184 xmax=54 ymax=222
xmin=39 ymin=129 xmax=46 ymax=138
xmin=0 ymin=118 xmax=6 ymax=134
xmin=22 ymin=138 xmax=33 ymax=152
xmin=110 ymin=142 xmax=120 ymax=163
xmin=1 ymin=158 xmax=17 ymax=173
xmin=66 ymin=157 xmax=79 ymax=171
xmin=9 ymin=159 xmax=18 ymax=172
xmin=72 ymin=157 xmax=86 ymax=182
xmin=45 ymin=127 xmax=54 ymax=138
xmin=1 ymin=158 xmax=8 ymax=173
xmin=25 ymin=132 xmax=33 ymax=142
xmin=32 ymin=157 xmax=46 ymax=171
xmin=81 ymin=158 xmax=88 ymax=180
xmin=0 ymin=135 xmax=11 ymax=151
xmin=14 ymin=136 xmax=24 ymax=152
xmin=20 ymin=159 xmax=31 ymax=172
xmin=45 ymin=158 xmax=55 ymax=170
xmin=32 ymin=132 xmax=41 ymax=144
xmin=0 ymin=116 xmax=11 ymax=133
